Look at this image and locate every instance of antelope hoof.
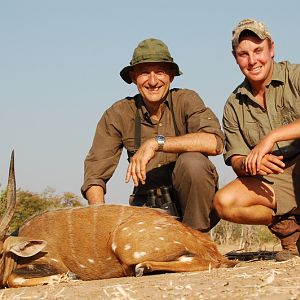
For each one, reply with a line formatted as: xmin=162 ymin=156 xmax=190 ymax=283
xmin=135 ymin=263 xmax=151 ymax=277
xmin=49 ymin=272 xmax=79 ymax=285
xmin=65 ymin=272 xmax=80 ymax=281
xmin=135 ymin=263 xmax=145 ymax=277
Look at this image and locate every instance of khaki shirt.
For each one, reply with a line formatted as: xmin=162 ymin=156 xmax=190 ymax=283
xmin=223 ymin=61 xmax=300 ymax=165
xmin=81 ymin=88 xmax=224 ymax=197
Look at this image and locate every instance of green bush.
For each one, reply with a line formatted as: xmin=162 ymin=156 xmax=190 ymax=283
xmin=211 ymin=220 xmax=278 ymax=250
xmin=0 ymin=187 xmax=83 ymax=234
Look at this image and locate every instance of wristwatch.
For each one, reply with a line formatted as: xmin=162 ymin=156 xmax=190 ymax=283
xmin=155 ymin=135 xmax=166 ymax=151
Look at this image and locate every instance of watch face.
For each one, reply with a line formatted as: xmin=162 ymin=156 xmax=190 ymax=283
xmin=156 ymin=135 xmax=165 ymax=143
xmin=156 ymin=135 xmax=165 ymax=151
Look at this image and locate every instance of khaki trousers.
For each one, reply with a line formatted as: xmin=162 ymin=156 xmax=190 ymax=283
xmin=172 ymin=152 xmax=219 ymax=232
xmin=130 ymin=152 xmax=220 ymax=232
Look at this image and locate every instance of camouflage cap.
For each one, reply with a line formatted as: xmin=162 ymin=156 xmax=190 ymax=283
xmin=120 ymin=38 xmax=182 ymax=84
xmin=231 ymin=18 xmax=272 ymax=48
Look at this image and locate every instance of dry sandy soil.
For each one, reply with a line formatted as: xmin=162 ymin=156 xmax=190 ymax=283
xmin=1 ymin=246 xmax=299 ymax=300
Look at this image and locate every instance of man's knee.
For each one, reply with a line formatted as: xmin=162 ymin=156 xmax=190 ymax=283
xmin=175 ymin=152 xmax=214 ymax=178
xmin=213 ymin=189 xmax=235 ymax=220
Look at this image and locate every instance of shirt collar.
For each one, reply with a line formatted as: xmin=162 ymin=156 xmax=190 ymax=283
xmin=138 ymin=91 xmax=170 ymax=121
xmin=236 ymin=61 xmax=284 ymax=97
xmin=271 ymin=61 xmax=286 ymax=83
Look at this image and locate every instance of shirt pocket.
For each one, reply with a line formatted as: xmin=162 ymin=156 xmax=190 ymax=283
xmin=243 ymin=121 xmax=262 ymax=148
xmin=279 ymin=106 xmax=299 ymax=126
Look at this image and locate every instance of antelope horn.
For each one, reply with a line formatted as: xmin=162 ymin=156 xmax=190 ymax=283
xmin=0 ymin=151 xmax=16 ymax=239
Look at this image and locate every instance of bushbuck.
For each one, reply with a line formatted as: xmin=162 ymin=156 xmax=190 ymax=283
xmin=0 ymin=152 xmax=236 ymax=288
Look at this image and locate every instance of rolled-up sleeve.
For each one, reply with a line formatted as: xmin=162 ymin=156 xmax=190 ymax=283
xmin=81 ymin=108 xmax=123 ymax=198
xmin=223 ymin=99 xmax=250 ymax=165
xmin=178 ymin=90 xmax=225 ymax=152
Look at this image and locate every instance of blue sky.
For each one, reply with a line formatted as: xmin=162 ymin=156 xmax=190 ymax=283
xmin=1 ymin=0 xmax=299 ymax=204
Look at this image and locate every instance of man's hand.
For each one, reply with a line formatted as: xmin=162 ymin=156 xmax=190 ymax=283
xmin=245 ymin=153 xmax=285 ymax=176
xmin=125 ymin=138 xmax=158 ymax=186
xmin=244 ymin=134 xmax=285 ymax=175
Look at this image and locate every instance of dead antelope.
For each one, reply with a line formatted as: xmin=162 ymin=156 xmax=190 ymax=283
xmin=0 ymin=152 xmax=236 ymax=288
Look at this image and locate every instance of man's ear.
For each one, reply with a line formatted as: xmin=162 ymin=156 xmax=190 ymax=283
xmin=232 ymin=50 xmax=237 ymax=59
xmin=270 ymin=41 xmax=275 ymax=59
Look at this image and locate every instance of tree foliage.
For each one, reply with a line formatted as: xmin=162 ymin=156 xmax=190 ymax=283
xmin=0 ymin=186 xmax=83 ymax=234
xmin=211 ymin=220 xmax=278 ymax=250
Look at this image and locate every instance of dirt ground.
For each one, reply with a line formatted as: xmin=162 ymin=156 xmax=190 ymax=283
xmin=1 ymin=245 xmax=299 ymax=300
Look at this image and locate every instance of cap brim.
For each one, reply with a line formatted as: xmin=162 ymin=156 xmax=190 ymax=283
xmin=120 ymin=66 xmax=134 ymax=84
xmin=232 ymin=27 xmax=271 ymax=47
xmin=120 ymin=62 xmax=182 ymax=84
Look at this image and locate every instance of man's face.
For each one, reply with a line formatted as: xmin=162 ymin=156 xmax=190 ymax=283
xmin=234 ymin=36 xmax=274 ymax=87
xmin=130 ymin=62 xmax=174 ymax=106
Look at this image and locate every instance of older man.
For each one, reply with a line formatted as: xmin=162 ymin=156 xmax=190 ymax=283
xmin=214 ymin=19 xmax=300 ymax=260
xmin=82 ymin=38 xmax=224 ymax=232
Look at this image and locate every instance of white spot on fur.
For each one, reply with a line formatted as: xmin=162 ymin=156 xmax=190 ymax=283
xmin=159 ymin=237 xmax=165 ymax=241
xmin=124 ymin=244 xmax=131 ymax=250
xmin=137 ymin=221 xmax=144 ymax=225
xmin=12 ymin=277 xmax=26 ymax=284
xmin=79 ymin=264 xmax=86 ymax=268
xmin=139 ymin=229 xmax=145 ymax=233
xmin=106 ymin=257 xmax=113 ymax=261
xmin=88 ymin=259 xmax=95 ymax=264
xmin=127 ymin=232 xmax=132 ymax=237
xmin=112 ymin=242 xmax=117 ymax=252
xmin=122 ymin=227 xmax=129 ymax=231
xmin=154 ymin=226 xmax=162 ymax=230
xmin=51 ymin=258 xmax=59 ymax=262
xmin=173 ymin=241 xmax=181 ymax=244
xmin=178 ymin=255 xmax=193 ymax=262
xmin=133 ymin=251 xmax=146 ymax=259
xmin=155 ymin=247 xmax=160 ymax=251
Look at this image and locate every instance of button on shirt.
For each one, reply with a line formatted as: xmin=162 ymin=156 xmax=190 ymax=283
xmin=82 ymin=88 xmax=224 ymax=197
xmin=223 ymin=61 xmax=300 ymax=165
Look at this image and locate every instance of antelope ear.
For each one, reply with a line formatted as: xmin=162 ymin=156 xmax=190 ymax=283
xmin=4 ymin=237 xmax=47 ymax=257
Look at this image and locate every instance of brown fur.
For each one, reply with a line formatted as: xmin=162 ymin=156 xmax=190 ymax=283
xmin=3 ymin=205 xmax=236 ymax=288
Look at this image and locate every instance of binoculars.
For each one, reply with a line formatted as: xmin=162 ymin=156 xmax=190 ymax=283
xmin=146 ymin=186 xmax=180 ymax=218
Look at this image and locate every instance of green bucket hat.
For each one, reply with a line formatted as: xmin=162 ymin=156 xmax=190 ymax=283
xmin=231 ymin=18 xmax=272 ymax=48
xmin=120 ymin=38 xmax=182 ymax=84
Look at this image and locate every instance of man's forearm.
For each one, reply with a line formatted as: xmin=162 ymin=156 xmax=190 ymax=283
xmin=162 ymin=132 xmax=222 ymax=156
xmin=231 ymin=155 xmax=249 ymax=177
xmin=86 ymin=186 xmax=105 ymax=205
